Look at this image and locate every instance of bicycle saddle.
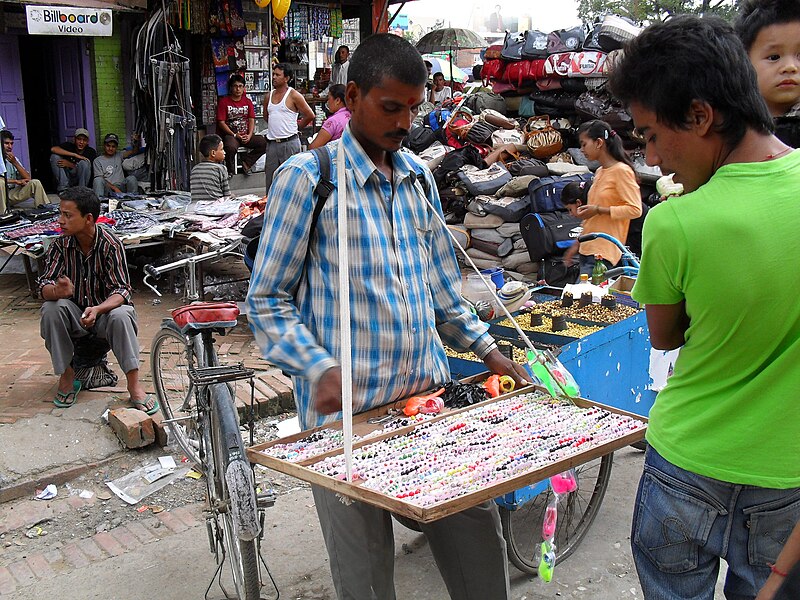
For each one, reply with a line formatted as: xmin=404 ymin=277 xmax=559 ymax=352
xmin=171 ymin=302 xmax=240 ymax=333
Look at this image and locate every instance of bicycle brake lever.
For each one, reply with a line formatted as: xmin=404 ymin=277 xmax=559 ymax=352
xmin=143 ymin=275 xmax=162 ymax=297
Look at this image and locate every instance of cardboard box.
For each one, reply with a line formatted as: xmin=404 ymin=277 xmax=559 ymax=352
xmin=609 ymin=276 xmax=639 ymax=308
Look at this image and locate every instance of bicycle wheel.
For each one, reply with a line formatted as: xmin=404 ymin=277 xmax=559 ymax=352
xmin=151 ymin=326 xmax=203 ymax=467
xmin=209 ymin=383 xmax=260 ymax=600
xmin=500 ymin=453 xmax=614 ymax=575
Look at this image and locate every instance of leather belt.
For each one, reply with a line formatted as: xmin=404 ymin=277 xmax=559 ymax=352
xmin=268 ymin=133 xmax=298 ymax=143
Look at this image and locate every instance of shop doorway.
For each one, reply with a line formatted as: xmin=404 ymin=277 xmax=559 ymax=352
xmin=19 ymin=36 xmax=92 ymax=189
xmin=0 ymin=35 xmax=30 ymax=171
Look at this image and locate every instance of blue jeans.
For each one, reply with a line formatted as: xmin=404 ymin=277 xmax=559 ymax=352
xmin=632 ymin=447 xmax=800 ymax=600
xmin=92 ymin=175 xmax=139 ymax=198
xmin=50 ymin=154 xmax=92 ymax=191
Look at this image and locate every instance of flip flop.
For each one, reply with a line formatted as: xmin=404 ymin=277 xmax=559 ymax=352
xmin=54 ymin=380 xmax=82 ymax=408
xmin=131 ymin=394 xmax=160 ymax=416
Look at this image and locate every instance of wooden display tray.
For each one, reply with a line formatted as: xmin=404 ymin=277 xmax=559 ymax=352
xmin=247 ymin=386 xmax=647 ymax=523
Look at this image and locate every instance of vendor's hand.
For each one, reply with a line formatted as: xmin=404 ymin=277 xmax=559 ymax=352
xmin=54 ymin=275 xmax=74 ymax=300
xmin=80 ymin=306 xmax=99 ymax=329
xmin=240 ymin=132 xmax=252 ymax=144
xmin=315 ymin=366 xmax=343 ymax=415
xmin=56 ymin=159 xmax=74 ymax=169
xmin=482 ymin=348 xmax=530 ymax=388
xmin=576 ymin=204 xmax=602 ymax=219
xmin=563 ymin=244 xmax=578 ymax=267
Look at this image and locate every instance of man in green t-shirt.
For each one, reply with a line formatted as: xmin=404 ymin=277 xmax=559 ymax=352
xmin=609 ymin=16 xmax=800 ymax=600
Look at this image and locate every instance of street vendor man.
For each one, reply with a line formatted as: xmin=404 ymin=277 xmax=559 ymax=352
xmin=609 ymin=15 xmax=800 ymax=600
xmin=38 ymin=186 xmax=158 ymax=415
xmin=246 ymin=34 xmax=529 ymax=600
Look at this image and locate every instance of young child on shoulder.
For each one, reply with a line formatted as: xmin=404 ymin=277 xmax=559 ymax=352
xmin=191 ymin=134 xmax=232 ymax=202
xmin=736 ymin=0 xmax=800 ymax=147
xmin=563 ymin=120 xmax=642 ymax=280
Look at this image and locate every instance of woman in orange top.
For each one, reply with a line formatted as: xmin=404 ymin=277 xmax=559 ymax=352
xmin=564 ymin=119 xmax=642 ymax=279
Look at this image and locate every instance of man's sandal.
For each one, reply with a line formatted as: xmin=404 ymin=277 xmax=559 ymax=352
xmin=54 ymin=380 xmax=82 ymax=408
xmin=131 ymin=394 xmax=160 ymax=416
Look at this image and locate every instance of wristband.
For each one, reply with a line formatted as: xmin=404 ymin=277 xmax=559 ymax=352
xmin=769 ymin=563 xmax=788 ymax=578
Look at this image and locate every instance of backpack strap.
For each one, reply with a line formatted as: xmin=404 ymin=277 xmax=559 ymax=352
xmin=310 ymin=146 xmax=334 ymax=238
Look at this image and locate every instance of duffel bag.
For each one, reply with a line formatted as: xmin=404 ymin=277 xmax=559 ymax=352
xmin=463 ymin=91 xmax=507 ymax=115
xmin=403 ymin=125 xmax=437 ymax=153
xmin=583 ymin=24 xmax=603 ymax=51
xmin=527 ymin=172 xmax=594 ymax=213
xmin=539 ymin=256 xmax=580 ymax=287
xmin=575 ymin=91 xmax=634 ymax=135
xmin=546 ymin=26 xmax=586 ymax=54
xmin=481 ymin=60 xmax=506 ymax=82
xmin=566 ymin=51 xmax=608 ymax=78
xmin=484 ymin=44 xmax=503 ymax=60
xmin=507 ymin=157 xmax=549 ymax=177
xmin=491 ymin=128 xmax=526 ymax=147
xmin=544 ymin=52 xmax=574 ymax=78
xmin=597 ymin=14 xmax=642 ymax=51
xmin=560 ymin=78 xmax=588 ymax=93
xmin=536 ymin=77 xmax=562 ymax=92
xmin=433 ymin=145 xmax=485 ymax=189
xmin=524 ymin=115 xmax=563 ymax=159
xmin=474 ymin=194 xmax=532 ymax=222
xmin=522 ymin=30 xmax=549 ymax=59
xmin=465 ymin=120 xmax=498 ymax=145
xmin=501 ymin=31 xmax=526 ymax=61
xmin=520 ymin=211 xmax=583 ymax=262
xmin=529 ymin=91 xmax=582 ymax=117
xmin=456 ymin=163 xmax=512 ymax=196
xmin=503 ymin=59 xmax=546 ymax=87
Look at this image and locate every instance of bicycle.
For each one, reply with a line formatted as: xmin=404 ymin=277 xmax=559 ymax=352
xmin=143 ymin=243 xmax=277 ymax=600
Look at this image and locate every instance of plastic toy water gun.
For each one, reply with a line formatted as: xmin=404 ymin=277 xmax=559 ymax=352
xmin=525 ymin=349 xmax=580 ymax=399
xmin=403 ymin=388 xmax=445 ymax=416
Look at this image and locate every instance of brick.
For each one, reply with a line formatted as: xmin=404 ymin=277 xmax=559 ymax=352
xmin=76 ymin=537 xmax=106 ymax=562
xmin=141 ymin=516 xmax=171 ymax=538
xmin=0 ymin=502 xmax=54 ymax=536
xmin=93 ymin=531 xmax=125 ymax=557
xmin=43 ymin=550 xmax=64 ymax=565
xmin=149 ymin=410 xmax=169 ymax=447
xmin=262 ymin=373 xmax=295 ymax=410
xmin=171 ymin=506 xmax=200 ymax=528
xmin=7 ymin=561 xmax=35 ymax=587
xmin=66 ymin=495 xmax=87 ymax=510
xmin=156 ymin=510 xmax=188 ymax=534
xmin=25 ymin=553 xmax=56 ymax=579
xmin=61 ymin=543 xmax=90 ymax=569
xmin=0 ymin=567 xmax=17 ymax=594
xmin=123 ymin=522 xmax=158 ymax=545
xmin=108 ymin=408 xmax=155 ymax=448
xmin=109 ymin=525 xmax=140 ymax=551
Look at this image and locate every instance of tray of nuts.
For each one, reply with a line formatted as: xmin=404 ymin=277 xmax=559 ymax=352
xmin=532 ymin=298 xmax=640 ymax=325
xmin=492 ymin=312 xmax=603 ymax=341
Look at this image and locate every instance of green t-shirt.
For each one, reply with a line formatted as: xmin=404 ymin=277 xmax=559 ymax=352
xmin=633 ymin=150 xmax=800 ymax=488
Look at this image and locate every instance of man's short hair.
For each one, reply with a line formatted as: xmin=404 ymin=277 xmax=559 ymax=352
xmin=273 ymin=63 xmax=292 ymax=80
xmin=609 ymin=15 xmax=774 ymax=147
xmin=349 ymin=34 xmax=427 ymax=96
xmin=59 ymin=187 xmax=101 ymax=222
xmin=328 ymin=84 xmax=346 ymax=103
xmin=433 ymin=72 xmax=445 ymax=81
xmin=735 ymin=0 xmax=800 ymax=50
xmin=199 ymin=134 xmax=223 ymax=158
xmin=228 ymin=74 xmax=245 ymax=91
xmin=1 ymin=130 xmax=13 ymax=142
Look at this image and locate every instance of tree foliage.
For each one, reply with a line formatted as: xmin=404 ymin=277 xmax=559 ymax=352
xmin=577 ymin=0 xmax=740 ymax=25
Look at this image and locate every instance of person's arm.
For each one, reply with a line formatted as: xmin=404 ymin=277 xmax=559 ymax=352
xmin=293 ymin=91 xmax=316 ymax=130
xmin=216 ymin=99 xmax=237 ymax=138
xmin=220 ymin=165 xmax=231 ymax=197
xmin=563 ymin=239 xmax=579 ymax=266
xmin=38 ymin=241 xmax=69 ymax=300
xmin=245 ymin=157 xmax=338 ymax=393
xmin=608 ymin=166 xmax=643 ymax=219
xmin=308 ymin=127 xmax=333 ymax=150
xmin=645 ymin=302 xmax=690 ymax=350
xmin=51 ymin=144 xmax=90 ymax=163
xmin=121 ymin=136 xmax=141 ymax=159
xmin=240 ymin=117 xmax=255 ymax=143
xmin=429 ymin=87 xmax=436 ymax=103
xmin=5 ymin=153 xmax=31 ymax=182
xmin=757 ymin=521 xmax=800 ymax=600
xmin=262 ymin=94 xmax=270 ymax=127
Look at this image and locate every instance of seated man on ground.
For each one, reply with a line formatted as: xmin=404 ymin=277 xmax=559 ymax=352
xmin=217 ymin=74 xmax=267 ymax=176
xmin=190 ymin=134 xmax=232 ymax=202
xmin=92 ymin=134 xmax=140 ymax=198
xmin=50 ymin=129 xmax=97 ymax=192
xmin=429 ymin=72 xmax=453 ymax=105
xmin=308 ymin=85 xmax=351 ymax=149
xmin=1 ymin=130 xmax=48 ymax=212
xmin=38 ymin=186 xmax=157 ymax=414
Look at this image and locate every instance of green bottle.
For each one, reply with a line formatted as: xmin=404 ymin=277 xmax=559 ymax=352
xmin=591 ymin=255 xmax=607 ymax=285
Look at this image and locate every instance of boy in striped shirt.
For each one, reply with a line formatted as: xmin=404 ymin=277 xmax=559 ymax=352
xmin=190 ymin=134 xmax=231 ymax=202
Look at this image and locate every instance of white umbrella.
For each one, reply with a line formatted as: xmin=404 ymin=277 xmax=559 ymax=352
xmin=422 ymin=55 xmax=469 ymax=84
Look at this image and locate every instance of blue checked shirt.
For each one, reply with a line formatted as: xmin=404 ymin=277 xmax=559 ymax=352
xmin=246 ymin=126 xmax=496 ymax=430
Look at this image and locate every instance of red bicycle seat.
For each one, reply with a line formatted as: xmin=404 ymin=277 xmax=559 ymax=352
xmin=171 ymin=302 xmax=240 ymax=332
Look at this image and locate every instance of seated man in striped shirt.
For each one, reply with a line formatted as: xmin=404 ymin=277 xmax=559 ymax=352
xmin=38 ymin=186 xmax=157 ymax=414
xmin=190 ymin=134 xmax=231 ymax=202
xmin=246 ymin=34 xmax=528 ymax=600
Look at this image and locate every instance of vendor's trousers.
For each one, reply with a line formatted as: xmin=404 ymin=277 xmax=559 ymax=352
xmin=41 ymin=300 xmax=141 ymax=375
xmin=222 ymin=134 xmax=267 ymax=175
xmin=312 ymin=485 xmax=511 ymax=600
xmin=0 ymin=179 xmax=47 ymax=213
xmin=264 ymin=136 xmax=301 ymax=194
xmin=50 ymin=154 xmax=91 ymax=192
xmin=632 ymin=446 xmax=800 ymax=600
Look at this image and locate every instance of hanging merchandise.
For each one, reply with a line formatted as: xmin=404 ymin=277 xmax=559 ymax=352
xmin=210 ymin=0 xmax=247 ymax=36
xmin=329 ymin=7 xmax=342 ymax=38
xmin=273 ymin=0 xmax=291 ymax=21
xmin=255 ymin=0 xmax=270 ymax=7
xmin=132 ymin=8 xmax=196 ymax=193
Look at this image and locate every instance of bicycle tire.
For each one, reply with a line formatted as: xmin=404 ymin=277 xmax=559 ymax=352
xmin=151 ymin=326 xmax=203 ymax=467
xmin=500 ymin=453 xmax=614 ymax=575
xmin=209 ymin=382 xmax=260 ymax=600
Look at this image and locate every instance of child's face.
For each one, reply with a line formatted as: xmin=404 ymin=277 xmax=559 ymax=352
xmin=210 ymin=142 xmax=225 ymax=163
xmin=579 ymin=132 xmax=601 ymax=161
xmin=566 ymin=201 xmax=582 ymax=219
xmin=104 ymin=141 xmax=118 ymax=157
xmin=748 ymin=21 xmax=800 ymax=116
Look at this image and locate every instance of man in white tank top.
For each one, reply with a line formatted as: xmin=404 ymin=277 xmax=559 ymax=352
xmin=263 ymin=63 xmax=315 ymax=193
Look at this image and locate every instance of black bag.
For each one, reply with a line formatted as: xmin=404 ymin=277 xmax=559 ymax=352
xmin=540 ymin=256 xmax=580 ymax=287
xmin=507 ymin=157 xmax=549 ymax=178
xmin=546 ymin=26 xmax=585 ymax=54
xmin=583 ymin=25 xmax=603 ymax=51
xmin=520 ymin=211 xmax=583 ymax=262
xmin=476 ymin=195 xmax=532 ymax=222
xmin=521 ymin=30 xmax=549 ymax=59
xmin=575 ymin=91 xmax=635 ymax=135
xmin=404 ymin=126 xmax=437 ymax=153
xmin=433 ymin=146 xmax=485 ymax=189
xmin=527 ymin=173 xmax=594 ymax=213
xmin=528 ymin=91 xmax=581 ymax=117
xmin=464 ymin=120 xmax=498 ymax=145
xmin=501 ymin=32 xmax=526 ymax=61
xmin=462 ymin=92 xmax=507 ymax=115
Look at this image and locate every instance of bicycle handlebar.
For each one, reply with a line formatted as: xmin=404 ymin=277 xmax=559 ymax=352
xmin=576 ymin=232 xmax=640 ymax=270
